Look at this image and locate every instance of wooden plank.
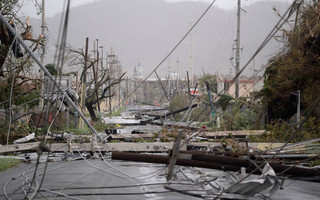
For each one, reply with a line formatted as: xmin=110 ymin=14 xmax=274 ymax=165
xmin=91 ymin=142 xmax=182 ymax=152
xmin=188 ymin=142 xmax=284 ymax=151
xmin=112 ymin=134 xmax=155 ymax=140
xmin=0 ymin=142 xmax=40 ymax=153
xmin=0 ymin=142 xmax=183 ymax=153
xmin=167 ymin=132 xmax=183 ymax=180
xmin=204 ymin=130 xmax=265 ymax=137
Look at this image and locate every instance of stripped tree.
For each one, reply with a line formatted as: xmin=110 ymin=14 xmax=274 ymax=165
xmin=68 ymin=47 xmax=126 ymax=121
xmin=0 ymin=1 xmax=43 ymax=107
xmin=0 ymin=1 xmax=44 ymax=143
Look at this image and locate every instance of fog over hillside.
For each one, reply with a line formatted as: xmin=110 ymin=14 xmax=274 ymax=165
xmin=29 ymin=0 xmax=291 ymax=78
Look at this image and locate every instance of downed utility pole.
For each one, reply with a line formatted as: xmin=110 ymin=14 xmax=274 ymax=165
xmin=141 ymin=104 xmax=198 ymax=124
xmin=0 ymin=14 xmax=99 ymax=150
xmin=112 ymin=151 xmax=320 ymax=177
xmin=112 ymin=151 xmax=245 ymax=173
xmin=155 ymin=70 xmax=170 ymax=101
xmin=167 ymin=131 xmax=183 ymax=180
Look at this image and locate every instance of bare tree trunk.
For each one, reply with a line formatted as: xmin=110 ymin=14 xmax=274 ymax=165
xmin=85 ymin=101 xmax=97 ymax=122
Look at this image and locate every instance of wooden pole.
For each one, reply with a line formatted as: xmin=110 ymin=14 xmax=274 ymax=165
xmin=167 ymin=131 xmax=183 ymax=180
xmin=79 ymin=37 xmax=89 ymax=129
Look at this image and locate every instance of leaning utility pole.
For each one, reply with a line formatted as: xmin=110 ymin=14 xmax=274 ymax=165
xmin=235 ymin=0 xmax=241 ymax=98
xmin=40 ymin=0 xmax=45 ymax=108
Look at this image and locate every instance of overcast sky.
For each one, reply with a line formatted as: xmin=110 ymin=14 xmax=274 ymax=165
xmin=20 ymin=0 xmax=291 ymax=18
xmin=17 ymin=0 xmax=293 ymax=77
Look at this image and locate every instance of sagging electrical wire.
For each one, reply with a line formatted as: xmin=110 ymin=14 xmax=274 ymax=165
xmin=98 ymin=148 xmax=167 ymax=180
xmin=2 ymin=160 xmax=86 ymax=200
xmin=181 ymin=0 xmax=300 ymax=148
xmin=3 ymin=26 xmax=22 ymax=146
xmin=212 ymin=90 xmax=320 ymax=199
xmin=6 ymin=72 xmax=16 ymax=146
xmin=49 ymin=170 xmax=100 ymax=200
xmin=113 ymin=0 xmax=218 ymax=112
xmin=44 ymin=89 xmax=69 ymax=143
xmin=163 ymin=1 xmax=315 ymax=198
xmin=71 ymin=143 xmax=166 ymax=181
xmin=22 ymin=1 xmax=75 ymax=199
xmin=26 ymin=92 xmax=70 ymax=199
xmin=0 ymin=0 xmax=314 ymax=199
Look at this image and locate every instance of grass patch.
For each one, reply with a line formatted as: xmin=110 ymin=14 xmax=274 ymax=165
xmin=105 ymin=106 xmax=126 ymax=117
xmin=0 ymin=158 xmax=21 ymax=171
xmin=67 ymin=127 xmax=90 ymax=135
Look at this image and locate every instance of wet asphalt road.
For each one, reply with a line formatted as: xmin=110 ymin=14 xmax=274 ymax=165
xmin=1 ymin=157 xmax=320 ymax=200
xmin=0 ymin=158 xmax=202 ymax=200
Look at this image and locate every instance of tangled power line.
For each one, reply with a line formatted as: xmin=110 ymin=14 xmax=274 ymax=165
xmin=1 ymin=0 xmax=320 ymax=199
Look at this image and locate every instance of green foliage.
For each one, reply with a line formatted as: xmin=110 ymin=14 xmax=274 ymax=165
xmin=168 ymin=93 xmax=211 ymax=122
xmin=310 ymin=159 xmax=320 ymax=167
xmin=218 ymin=99 xmax=256 ymax=131
xmin=156 ymin=127 xmax=180 ymax=142
xmin=219 ymin=135 xmax=244 ymax=154
xmin=257 ymin=50 xmax=309 ymax=120
xmin=66 ymin=127 xmax=89 ymax=135
xmin=66 ymin=122 xmax=120 ymax=135
xmin=0 ymin=84 xmax=40 ymax=110
xmin=45 ymin=64 xmax=58 ymax=76
xmin=0 ymin=158 xmax=20 ymax=171
xmin=250 ymin=117 xmax=320 ymax=143
xmin=168 ymin=93 xmax=190 ymax=120
xmin=198 ymin=73 xmax=218 ymax=94
xmin=256 ymin=2 xmax=320 ymax=122
xmin=93 ymin=121 xmax=117 ymax=132
xmin=105 ymin=106 xmax=126 ymax=117
xmin=0 ymin=0 xmax=19 ymax=16
xmin=168 ymin=92 xmax=259 ymax=130
xmin=252 ymin=2 xmax=320 ymax=142
xmin=132 ymin=138 xmax=154 ymax=143
xmin=218 ymin=94 xmax=235 ymax=111
xmin=0 ymin=127 xmax=23 ymax=145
